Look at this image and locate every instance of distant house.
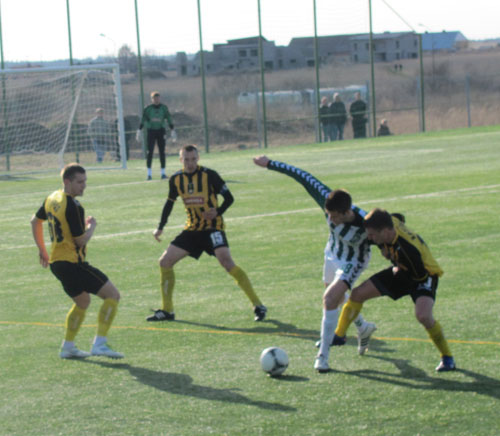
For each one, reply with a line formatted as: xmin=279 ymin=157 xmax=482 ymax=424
xmin=421 ymin=31 xmax=468 ymax=52
xmin=350 ymin=32 xmax=419 ymax=63
xmin=288 ymin=34 xmax=361 ymax=65
xmin=178 ymin=36 xmax=306 ymax=76
xmin=176 ymin=30 xmax=467 ymax=76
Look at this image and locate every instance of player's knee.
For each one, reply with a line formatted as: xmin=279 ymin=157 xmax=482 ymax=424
xmin=415 ymin=311 xmax=433 ymax=327
xmin=323 ymin=292 xmax=336 ymax=309
xmin=159 ymin=256 xmax=172 ymax=269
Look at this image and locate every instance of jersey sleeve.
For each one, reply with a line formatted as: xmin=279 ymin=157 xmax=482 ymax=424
xmin=66 ymin=198 xmax=85 ymax=237
xmin=163 ymin=105 xmax=174 ymax=129
xmin=35 ymin=201 xmax=47 ymax=220
xmin=267 ymin=160 xmax=332 ymax=210
xmin=208 ymin=169 xmax=234 ymax=216
xmin=139 ymin=105 xmax=150 ymax=130
xmin=158 ymin=177 xmax=179 ymax=230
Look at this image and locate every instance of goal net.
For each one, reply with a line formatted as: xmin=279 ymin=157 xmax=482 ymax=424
xmin=0 ymin=64 xmax=127 ymax=172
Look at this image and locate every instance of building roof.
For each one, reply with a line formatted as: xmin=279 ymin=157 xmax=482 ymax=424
xmin=421 ymin=31 xmax=467 ymax=51
xmin=226 ymin=36 xmax=268 ymax=45
xmin=349 ymin=31 xmax=415 ymax=41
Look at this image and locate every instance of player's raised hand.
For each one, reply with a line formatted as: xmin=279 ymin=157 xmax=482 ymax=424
xmin=253 ymin=155 xmax=270 ymax=167
xmin=153 ymin=228 xmax=163 ymax=242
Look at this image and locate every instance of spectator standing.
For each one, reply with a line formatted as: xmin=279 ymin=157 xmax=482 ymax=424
xmin=330 ymin=93 xmax=347 ymax=141
xmin=88 ymin=108 xmax=112 ymax=163
xmin=319 ymin=97 xmax=333 ymax=142
xmin=349 ymin=92 xmax=368 ymax=139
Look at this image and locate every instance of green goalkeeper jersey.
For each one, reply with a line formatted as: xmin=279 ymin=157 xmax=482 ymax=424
xmin=140 ymin=103 xmax=174 ymax=130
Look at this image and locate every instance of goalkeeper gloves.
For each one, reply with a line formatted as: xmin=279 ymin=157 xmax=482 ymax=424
xmin=135 ymin=129 xmax=142 ymax=142
xmin=170 ymin=129 xmax=177 ymax=143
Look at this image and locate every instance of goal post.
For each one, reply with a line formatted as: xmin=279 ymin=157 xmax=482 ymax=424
xmin=0 ymin=63 xmax=127 ymax=172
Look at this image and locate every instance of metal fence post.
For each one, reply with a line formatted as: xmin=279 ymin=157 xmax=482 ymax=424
xmin=257 ymin=0 xmax=268 ymax=148
xmin=0 ymin=1 xmax=10 ymax=171
xmin=134 ymin=0 xmax=146 ymax=158
xmin=197 ymin=0 xmax=210 ymax=152
xmin=418 ymin=33 xmax=426 ymax=132
xmin=368 ymin=0 xmax=376 ymax=137
xmin=465 ymin=74 xmax=471 ymax=127
xmin=313 ymin=0 xmax=321 ymax=144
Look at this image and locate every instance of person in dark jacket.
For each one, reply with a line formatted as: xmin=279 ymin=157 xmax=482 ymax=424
xmin=349 ymin=92 xmax=368 ymax=139
xmin=377 ymin=119 xmax=392 ymax=136
xmin=319 ymin=97 xmax=333 ymax=142
xmin=330 ymin=93 xmax=347 ymax=141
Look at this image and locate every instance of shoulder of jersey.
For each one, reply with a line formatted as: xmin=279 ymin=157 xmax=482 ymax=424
xmin=352 ymin=205 xmax=367 ymax=217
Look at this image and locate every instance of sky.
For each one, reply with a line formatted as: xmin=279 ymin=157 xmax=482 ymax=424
xmin=2 ymin=0 xmax=500 ymax=62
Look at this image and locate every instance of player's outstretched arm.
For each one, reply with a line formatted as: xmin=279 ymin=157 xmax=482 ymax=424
xmin=253 ymin=155 xmax=332 ymax=210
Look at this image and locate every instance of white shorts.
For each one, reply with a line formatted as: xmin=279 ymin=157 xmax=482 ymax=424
xmin=322 ymin=255 xmax=370 ymax=289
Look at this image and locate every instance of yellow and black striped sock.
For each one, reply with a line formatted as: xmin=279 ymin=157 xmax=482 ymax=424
xmin=335 ymin=300 xmax=363 ymax=337
xmin=160 ymin=267 xmax=175 ymax=313
xmin=229 ymin=265 xmax=262 ymax=306
xmin=426 ymin=320 xmax=452 ymax=357
xmin=64 ymin=304 xmax=86 ymax=342
xmin=97 ymin=298 xmax=118 ymax=337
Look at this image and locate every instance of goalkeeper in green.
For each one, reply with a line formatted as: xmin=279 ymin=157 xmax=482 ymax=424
xmin=137 ymin=91 xmax=176 ymax=180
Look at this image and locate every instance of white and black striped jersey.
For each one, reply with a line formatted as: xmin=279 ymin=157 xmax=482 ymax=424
xmin=267 ymin=159 xmax=371 ymax=264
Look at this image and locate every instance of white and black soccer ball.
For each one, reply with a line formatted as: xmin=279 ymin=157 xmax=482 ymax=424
xmin=260 ymin=347 xmax=289 ymax=377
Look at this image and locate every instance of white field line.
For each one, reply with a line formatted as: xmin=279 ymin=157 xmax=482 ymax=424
xmin=3 ymin=183 xmax=499 ymax=251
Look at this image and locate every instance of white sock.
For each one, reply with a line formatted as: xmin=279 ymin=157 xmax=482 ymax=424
xmin=161 ymin=168 xmax=166 ymax=176
xmin=93 ymin=336 xmax=106 ymax=346
xmin=147 ymin=168 xmax=152 ymax=177
xmin=62 ymin=340 xmax=74 ymax=350
xmin=319 ymin=308 xmax=339 ymax=358
xmin=354 ymin=314 xmax=366 ymax=331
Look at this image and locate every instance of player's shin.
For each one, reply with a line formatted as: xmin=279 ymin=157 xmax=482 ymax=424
xmin=319 ymin=308 xmax=339 ymax=357
xmin=229 ymin=265 xmax=262 ymax=306
xmin=335 ymin=300 xmax=363 ymax=337
xmin=96 ymin=298 xmax=118 ymax=338
xmin=426 ymin=320 xmax=452 ymax=357
xmin=64 ymin=304 xmax=86 ymax=342
xmin=160 ymin=267 xmax=175 ymax=313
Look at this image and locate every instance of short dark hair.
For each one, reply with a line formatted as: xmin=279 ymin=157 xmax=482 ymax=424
xmin=364 ymin=208 xmax=394 ymax=231
xmin=61 ymin=163 xmax=85 ymax=181
xmin=151 ymin=91 xmax=160 ymax=98
xmin=180 ymin=144 xmax=199 ymax=155
xmin=324 ymin=189 xmax=352 ymax=213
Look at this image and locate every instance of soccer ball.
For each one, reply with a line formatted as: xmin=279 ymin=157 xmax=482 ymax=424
xmin=260 ymin=347 xmax=289 ymax=377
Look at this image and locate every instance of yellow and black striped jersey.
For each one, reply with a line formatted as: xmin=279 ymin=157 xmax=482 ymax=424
xmin=35 ymin=189 xmax=86 ymax=263
xmin=379 ymin=216 xmax=443 ymax=281
xmin=159 ymin=166 xmax=233 ymax=231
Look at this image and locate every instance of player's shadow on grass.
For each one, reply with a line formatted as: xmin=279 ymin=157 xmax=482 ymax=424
xmin=175 ymin=318 xmax=320 ymax=343
xmin=342 ymin=335 xmax=395 ymax=354
xmin=78 ymin=360 xmax=296 ymax=412
xmin=342 ymin=355 xmax=500 ymax=400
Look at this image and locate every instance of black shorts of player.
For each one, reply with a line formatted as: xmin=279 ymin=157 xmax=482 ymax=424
xmin=171 ymin=229 xmax=229 ymax=259
xmin=370 ymin=267 xmax=438 ymax=303
xmin=50 ymin=261 xmax=109 ymax=298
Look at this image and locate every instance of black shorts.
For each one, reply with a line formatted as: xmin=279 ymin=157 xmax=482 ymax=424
xmin=171 ymin=230 xmax=229 ymax=259
xmin=50 ymin=261 xmax=109 ymax=298
xmin=370 ymin=267 xmax=438 ymax=303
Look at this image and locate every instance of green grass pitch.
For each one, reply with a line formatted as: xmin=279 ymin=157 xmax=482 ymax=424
xmin=1 ymin=126 xmax=500 ymax=435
